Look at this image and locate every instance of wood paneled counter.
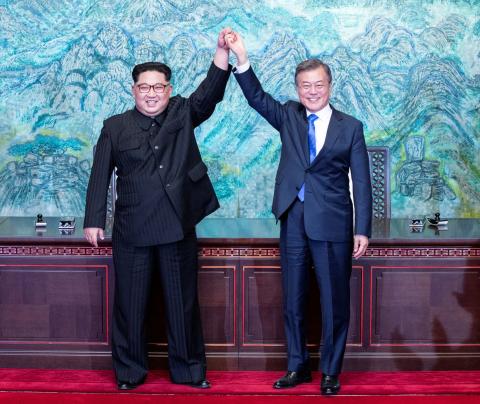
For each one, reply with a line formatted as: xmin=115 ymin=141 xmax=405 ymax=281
xmin=0 ymin=217 xmax=479 ymax=370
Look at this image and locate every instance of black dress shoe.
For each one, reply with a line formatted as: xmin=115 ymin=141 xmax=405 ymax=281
xmin=321 ymin=374 xmax=340 ymax=396
xmin=181 ymin=379 xmax=211 ymax=389
xmin=273 ymin=370 xmax=312 ymax=389
xmin=117 ymin=378 xmax=145 ymax=390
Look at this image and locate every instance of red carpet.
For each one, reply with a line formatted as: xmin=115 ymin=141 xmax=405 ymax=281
xmin=1 ymin=393 xmax=480 ymax=404
xmin=0 ymin=369 xmax=479 ymax=396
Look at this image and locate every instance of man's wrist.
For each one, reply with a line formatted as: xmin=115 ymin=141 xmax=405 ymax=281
xmin=234 ymin=59 xmax=250 ymax=74
xmin=237 ymin=53 xmax=248 ymax=65
xmin=213 ymin=47 xmax=229 ymax=71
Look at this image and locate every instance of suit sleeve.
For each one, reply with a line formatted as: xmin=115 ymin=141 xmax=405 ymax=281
xmin=83 ymin=125 xmax=114 ymax=229
xmin=350 ymin=121 xmax=373 ymax=237
xmin=189 ymin=62 xmax=232 ymax=127
xmin=234 ymin=66 xmax=285 ymax=131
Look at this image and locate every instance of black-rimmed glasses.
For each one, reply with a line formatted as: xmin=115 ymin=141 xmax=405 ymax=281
xmin=137 ymin=83 xmax=170 ymax=94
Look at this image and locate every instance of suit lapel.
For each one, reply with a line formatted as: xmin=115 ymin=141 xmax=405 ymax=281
xmin=295 ymin=104 xmax=310 ymax=166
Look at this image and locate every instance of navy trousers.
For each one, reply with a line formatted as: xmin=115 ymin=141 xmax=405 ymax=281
xmin=280 ymin=199 xmax=353 ymax=376
xmin=111 ymin=229 xmax=206 ymax=384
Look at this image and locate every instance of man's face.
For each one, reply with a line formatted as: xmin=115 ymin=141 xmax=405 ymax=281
xmin=296 ymin=67 xmax=331 ymax=112
xmin=132 ymin=70 xmax=172 ymax=117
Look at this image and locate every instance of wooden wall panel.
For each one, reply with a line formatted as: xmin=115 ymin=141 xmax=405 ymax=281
xmin=305 ymin=266 xmax=364 ymax=347
xmin=0 ymin=264 xmax=107 ymax=343
xmin=1 ymin=234 xmax=480 ymax=371
xmin=198 ymin=266 xmax=236 ymax=346
xmin=146 ymin=265 xmax=236 ymax=349
xmin=241 ymin=265 xmax=365 ymax=347
xmin=242 ymin=266 xmax=283 ymax=346
xmin=370 ymin=266 xmax=480 ymax=346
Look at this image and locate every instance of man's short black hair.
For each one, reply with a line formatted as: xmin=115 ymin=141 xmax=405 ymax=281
xmin=132 ymin=62 xmax=172 ymax=83
xmin=295 ymin=59 xmax=332 ymax=85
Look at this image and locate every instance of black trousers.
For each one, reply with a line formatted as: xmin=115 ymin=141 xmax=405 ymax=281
xmin=111 ymin=229 xmax=206 ymax=384
xmin=280 ymin=199 xmax=353 ymax=376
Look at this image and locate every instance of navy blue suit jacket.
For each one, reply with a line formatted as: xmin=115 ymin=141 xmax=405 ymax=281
xmin=235 ymin=67 xmax=372 ymax=242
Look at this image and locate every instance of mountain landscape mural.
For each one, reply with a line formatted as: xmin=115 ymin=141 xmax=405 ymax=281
xmin=0 ymin=0 xmax=478 ymax=218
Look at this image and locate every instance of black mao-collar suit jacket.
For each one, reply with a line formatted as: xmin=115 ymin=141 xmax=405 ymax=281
xmin=84 ymin=62 xmax=232 ymax=245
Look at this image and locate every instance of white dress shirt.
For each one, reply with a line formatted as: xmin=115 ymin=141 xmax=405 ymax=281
xmin=307 ymin=105 xmax=332 ymax=156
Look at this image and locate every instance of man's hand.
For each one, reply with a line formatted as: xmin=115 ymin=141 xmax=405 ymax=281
xmin=213 ymin=27 xmax=232 ymax=70
xmin=353 ymin=234 xmax=369 ymax=259
xmin=84 ymin=227 xmax=104 ymax=247
xmin=217 ymin=27 xmax=233 ymax=50
xmin=225 ymin=31 xmax=248 ymax=65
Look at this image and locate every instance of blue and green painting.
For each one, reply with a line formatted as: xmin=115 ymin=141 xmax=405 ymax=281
xmin=0 ymin=0 xmax=478 ymax=218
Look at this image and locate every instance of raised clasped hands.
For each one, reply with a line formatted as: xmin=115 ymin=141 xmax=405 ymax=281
xmin=224 ymin=31 xmax=248 ymax=65
xmin=214 ymin=27 xmax=235 ymax=70
xmin=218 ymin=27 xmax=234 ymax=50
xmin=215 ymin=28 xmax=247 ymax=68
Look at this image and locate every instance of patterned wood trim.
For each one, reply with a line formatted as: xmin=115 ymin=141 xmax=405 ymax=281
xmin=201 ymin=247 xmax=480 ymax=259
xmin=0 ymin=245 xmax=280 ymax=258
xmin=0 ymin=246 xmax=113 ymax=256
xmin=200 ymin=247 xmax=281 ymax=258
xmin=365 ymin=247 xmax=480 ymax=258
xmin=1 ymin=245 xmax=478 ymax=258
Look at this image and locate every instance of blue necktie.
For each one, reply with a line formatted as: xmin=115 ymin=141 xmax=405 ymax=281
xmin=298 ymin=113 xmax=318 ymax=202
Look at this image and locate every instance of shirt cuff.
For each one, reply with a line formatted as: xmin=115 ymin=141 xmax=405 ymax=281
xmin=234 ymin=60 xmax=250 ymax=74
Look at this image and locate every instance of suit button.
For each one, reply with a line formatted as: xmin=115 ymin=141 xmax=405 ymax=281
xmin=151 ymin=122 xmax=156 ymax=127
xmin=166 ymin=183 xmax=170 ymax=187
xmin=154 ymin=145 xmax=159 ymax=150
xmin=159 ymin=165 xmax=163 ymax=169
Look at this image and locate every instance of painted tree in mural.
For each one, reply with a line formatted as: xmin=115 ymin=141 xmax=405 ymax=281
xmin=0 ymin=0 xmax=478 ymax=218
xmin=0 ymin=134 xmax=90 ymax=215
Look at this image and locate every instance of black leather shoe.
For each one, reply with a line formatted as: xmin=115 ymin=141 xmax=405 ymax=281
xmin=182 ymin=379 xmax=211 ymax=389
xmin=117 ymin=377 xmax=145 ymax=390
xmin=273 ymin=370 xmax=312 ymax=389
xmin=321 ymin=374 xmax=340 ymax=396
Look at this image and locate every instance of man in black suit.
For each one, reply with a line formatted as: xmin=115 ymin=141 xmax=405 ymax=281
xmin=226 ymin=33 xmax=372 ymax=395
xmin=84 ymin=29 xmax=233 ymax=390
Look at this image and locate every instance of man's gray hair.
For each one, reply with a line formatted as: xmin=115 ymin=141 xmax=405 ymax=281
xmin=295 ymin=59 xmax=332 ymax=85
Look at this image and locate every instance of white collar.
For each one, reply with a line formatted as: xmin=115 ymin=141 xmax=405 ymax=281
xmin=307 ymin=104 xmax=332 ymax=120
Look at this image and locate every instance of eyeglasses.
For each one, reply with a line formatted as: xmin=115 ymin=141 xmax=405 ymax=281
xmin=136 ymin=83 xmax=170 ymax=94
xmin=298 ymin=83 xmax=328 ymax=92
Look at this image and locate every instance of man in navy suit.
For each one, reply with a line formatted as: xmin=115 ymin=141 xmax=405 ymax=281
xmin=226 ymin=33 xmax=372 ymax=395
